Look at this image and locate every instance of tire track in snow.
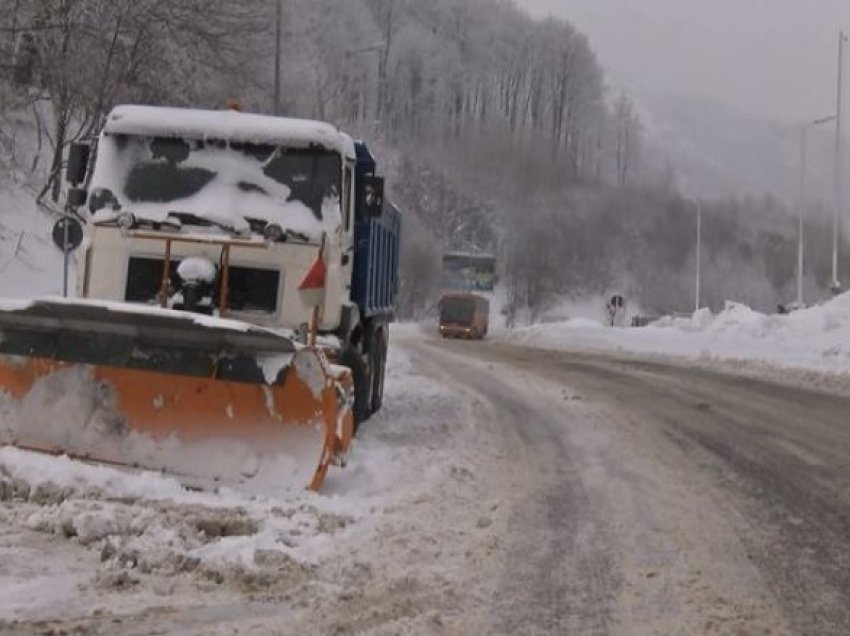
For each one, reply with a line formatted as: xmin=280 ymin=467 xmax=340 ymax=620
xmin=413 ymin=339 xmax=617 ymax=635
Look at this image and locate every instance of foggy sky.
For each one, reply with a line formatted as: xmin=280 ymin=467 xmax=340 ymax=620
xmin=516 ymin=0 xmax=850 ymax=123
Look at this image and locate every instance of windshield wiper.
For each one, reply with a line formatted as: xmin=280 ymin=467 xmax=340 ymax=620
xmin=245 ymin=217 xmax=310 ymax=243
xmin=167 ymin=212 xmax=215 ymax=228
xmin=163 ymin=212 xmax=307 ymax=242
xmin=167 ymin=211 xmax=249 ymax=235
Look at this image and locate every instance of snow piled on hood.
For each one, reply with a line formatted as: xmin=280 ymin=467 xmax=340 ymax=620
xmin=105 ymin=105 xmax=356 ymax=158
xmin=0 ymin=294 xmax=293 ymax=338
xmin=89 ymin=135 xmax=341 ymax=240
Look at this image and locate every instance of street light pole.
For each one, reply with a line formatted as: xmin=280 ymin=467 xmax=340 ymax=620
xmin=799 ymin=124 xmax=807 ymax=306
xmin=832 ymin=30 xmax=846 ymax=293
xmin=798 ymin=115 xmax=837 ymax=306
xmin=684 ymin=196 xmax=702 ymax=312
xmin=695 ymin=199 xmax=702 ymax=312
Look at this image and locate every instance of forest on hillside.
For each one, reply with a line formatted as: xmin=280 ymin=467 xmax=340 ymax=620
xmin=2 ymin=0 xmax=848 ymax=320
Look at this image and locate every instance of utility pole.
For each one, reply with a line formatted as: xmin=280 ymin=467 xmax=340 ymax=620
xmin=799 ymin=124 xmax=807 ymax=306
xmin=273 ymin=0 xmax=282 ymax=115
xmin=62 ymin=212 xmax=70 ymax=297
xmin=685 ymin=196 xmax=702 ymax=312
xmin=798 ymin=115 xmax=837 ymax=306
xmin=376 ymin=0 xmax=395 ymax=129
xmin=695 ymin=199 xmax=702 ymax=312
xmin=10 ymin=0 xmax=21 ymax=52
xmin=832 ymin=30 xmax=846 ymax=293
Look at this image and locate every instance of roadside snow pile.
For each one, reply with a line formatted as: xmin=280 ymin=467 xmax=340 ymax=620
xmin=0 ymin=444 xmax=336 ymax=573
xmin=0 ymin=183 xmax=65 ymax=298
xmin=516 ymin=316 xmax=606 ymax=336
xmin=504 ymin=295 xmax=850 ymax=375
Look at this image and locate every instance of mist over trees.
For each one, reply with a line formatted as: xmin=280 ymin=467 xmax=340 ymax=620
xmin=2 ymin=0 xmax=845 ymax=320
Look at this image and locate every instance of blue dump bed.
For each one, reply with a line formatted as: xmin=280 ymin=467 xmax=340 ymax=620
xmin=351 ymin=141 xmax=401 ymax=319
xmin=352 ymin=203 xmax=400 ymax=319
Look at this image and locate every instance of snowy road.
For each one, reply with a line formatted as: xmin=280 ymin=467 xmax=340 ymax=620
xmin=417 ymin=335 xmax=850 ymax=635
xmin=4 ymin=331 xmax=850 ymax=634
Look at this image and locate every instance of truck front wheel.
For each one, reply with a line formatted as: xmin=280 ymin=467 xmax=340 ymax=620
xmin=340 ymin=346 xmax=371 ymax=433
xmin=370 ymin=331 xmax=387 ymax=414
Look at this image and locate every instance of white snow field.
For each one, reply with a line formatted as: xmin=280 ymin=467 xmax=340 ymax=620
xmin=0 ymin=183 xmax=66 ymax=299
xmin=501 ymin=296 xmax=850 ymax=382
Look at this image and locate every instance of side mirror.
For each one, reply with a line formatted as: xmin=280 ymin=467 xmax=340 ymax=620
xmin=67 ymin=187 xmax=88 ymax=208
xmin=66 ymin=142 xmax=91 ymax=185
xmin=358 ymin=175 xmax=384 ymax=218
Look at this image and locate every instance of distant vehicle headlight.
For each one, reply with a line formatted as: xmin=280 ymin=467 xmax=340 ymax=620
xmin=264 ymin=223 xmax=284 ymax=242
xmin=116 ymin=211 xmax=136 ymax=230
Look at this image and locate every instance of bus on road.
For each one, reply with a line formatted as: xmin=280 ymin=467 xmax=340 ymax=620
xmin=439 ymin=292 xmax=490 ymax=339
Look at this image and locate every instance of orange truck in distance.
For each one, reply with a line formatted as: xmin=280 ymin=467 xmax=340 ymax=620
xmin=438 ymin=292 xmax=490 ymax=339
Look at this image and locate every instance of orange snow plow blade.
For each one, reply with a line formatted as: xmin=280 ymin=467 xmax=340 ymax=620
xmin=0 ymin=299 xmax=354 ymax=493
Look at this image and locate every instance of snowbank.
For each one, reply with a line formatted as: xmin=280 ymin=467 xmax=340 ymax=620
xmin=0 ymin=183 xmax=66 ymax=298
xmin=503 ymin=295 xmax=850 ymax=376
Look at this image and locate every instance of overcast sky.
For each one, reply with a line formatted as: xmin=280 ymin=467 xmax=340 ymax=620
xmin=515 ymin=0 xmax=850 ymax=122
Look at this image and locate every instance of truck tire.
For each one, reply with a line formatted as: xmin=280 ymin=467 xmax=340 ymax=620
xmin=370 ymin=331 xmax=387 ymax=414
xmin=340 ymin=346 xmax=371 ymax=433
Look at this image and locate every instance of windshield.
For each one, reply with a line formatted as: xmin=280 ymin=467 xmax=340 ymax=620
xmin=88 ymin=134 xmax=342 ymax=237
xmin=440 ymin=298 xmax=475 ymax=324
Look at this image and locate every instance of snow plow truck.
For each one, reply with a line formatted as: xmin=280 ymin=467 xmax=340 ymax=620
xmin=0 ymin=105 xmax=400 ymax=492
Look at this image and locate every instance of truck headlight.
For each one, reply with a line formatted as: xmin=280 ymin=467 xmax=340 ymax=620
xmin=116 ymin=211 xmax=136 ymax=230
xmin=264 ymin=223 xmax=284 ymax=241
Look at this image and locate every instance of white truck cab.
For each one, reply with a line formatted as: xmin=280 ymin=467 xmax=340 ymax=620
xmin=77 ymin=105 xmax=360 ymax=333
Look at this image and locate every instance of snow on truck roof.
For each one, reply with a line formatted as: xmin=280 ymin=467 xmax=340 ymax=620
xmin=104 ymin=105 xmax=356 ymax=159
